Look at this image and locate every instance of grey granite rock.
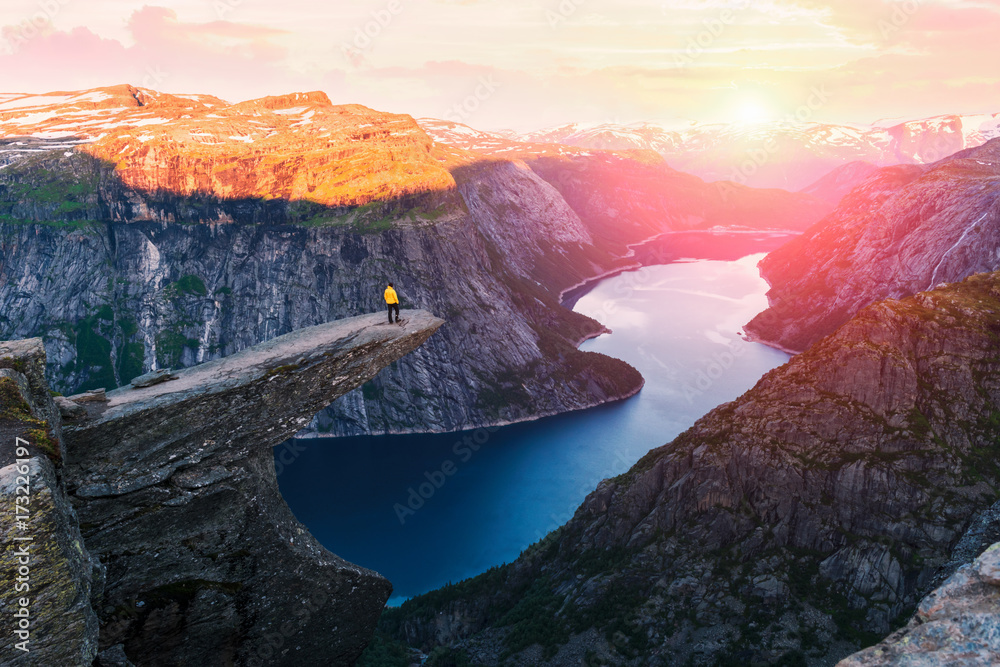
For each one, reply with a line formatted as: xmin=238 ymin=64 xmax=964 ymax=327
xmin=68 ymin=389 xmax=109 ymax=403
xmin=62 ymin=310 xmax=443 ymax=666
xmin=55 ymin=395 xmax=87 ymax=420
xmin=838 ymin=543 xmax=1000 ymax=666
xmin=127 ymin=370 xmax=177 ymax=389
xmin=747 ymin=138 xmax=1000 ymax=352
xmin=95 ymin=643 xmax=135 ymax=667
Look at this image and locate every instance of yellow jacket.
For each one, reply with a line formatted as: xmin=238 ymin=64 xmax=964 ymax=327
xmin=384 ymin=286 xmax=399 ymax=305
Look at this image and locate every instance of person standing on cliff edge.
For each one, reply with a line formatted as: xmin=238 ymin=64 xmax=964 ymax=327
xmin=385 ymin=282 xmax=400 ymax=324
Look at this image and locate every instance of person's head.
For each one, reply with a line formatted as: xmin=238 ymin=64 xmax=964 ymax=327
xmin=388 ymin=282 xmax=394 ymax=288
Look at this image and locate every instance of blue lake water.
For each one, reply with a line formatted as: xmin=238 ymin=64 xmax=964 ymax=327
xmin=277 ymin=234 xmax=792 ymax=605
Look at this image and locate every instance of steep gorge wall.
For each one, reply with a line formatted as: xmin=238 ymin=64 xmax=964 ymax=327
xmin=0 ymin=157 xmax=643 ymax=437
xmin=386 ymin=272 xmax=1000 ymax=666
xmin=0 ymin=339 xmax=102 ymax=666
xmin=526 ymin=151 xmax=831 ymax=244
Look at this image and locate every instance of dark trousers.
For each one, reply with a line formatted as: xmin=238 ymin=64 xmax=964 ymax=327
xmin=387 ymin=303 xmax=400 ymax=323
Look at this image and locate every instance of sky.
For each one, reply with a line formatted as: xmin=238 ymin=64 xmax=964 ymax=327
xmin=0 ymin=0 xmax=998 ymax=131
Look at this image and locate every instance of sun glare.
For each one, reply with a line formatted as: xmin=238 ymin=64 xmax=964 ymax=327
xmin=735 ymin=98 xmax=772 ymax=125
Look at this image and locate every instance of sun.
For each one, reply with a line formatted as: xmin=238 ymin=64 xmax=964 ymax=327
xmin=734 ymin=98 xmax=773 ymax=125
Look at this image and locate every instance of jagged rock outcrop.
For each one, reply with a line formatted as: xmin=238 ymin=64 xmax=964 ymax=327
xmin=59 ymin=310 xmax=442 ymax=666
xmin=839 ymin=542 xmax=1000 ymax=666
xmin=385 ymin=272 xmax=1000 ymax=666
xmin=0 ymin=339 xmax=102 ymax=666
xmin=747 ymin=138 xmax=1000 ymax=352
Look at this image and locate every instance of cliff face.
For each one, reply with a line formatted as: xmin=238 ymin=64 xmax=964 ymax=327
xmin=64 ymin=310 xmax=443 ymax=666
xmin=0 ymin=339 xmax=102 ymax=666
xmin=2 ymin=311 xmax=443 ymax=666
xmin=386 ymin=272 xmax=1000 ymax=666
xmin=0 ymin=153 xmax=642 ymax=436
xmin=746 ymin=138 xmax=1000 ymax=352
xmin=524 ymin=151 xmax=831 ymax=241
xmin=800 ymin=161 xmax=881 ymax=207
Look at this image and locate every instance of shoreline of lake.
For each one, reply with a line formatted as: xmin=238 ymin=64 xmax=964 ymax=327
xmin=277 ymin=235 xmax=794 ymax=605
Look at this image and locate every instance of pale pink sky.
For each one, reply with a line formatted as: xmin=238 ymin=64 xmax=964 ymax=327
xmin=1 ymin=0 xmax=998 ymax=131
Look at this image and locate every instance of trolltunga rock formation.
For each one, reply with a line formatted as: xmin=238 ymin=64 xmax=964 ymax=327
xmin=1 ymin=310 xmax=443 ymax=667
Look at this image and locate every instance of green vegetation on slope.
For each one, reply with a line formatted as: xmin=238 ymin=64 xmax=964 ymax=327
xmin=0 ymin=152 xmax=101 ymax=224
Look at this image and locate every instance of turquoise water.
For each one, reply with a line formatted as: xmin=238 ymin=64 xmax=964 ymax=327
xmin=277 ymin=236 xmax=791 ymax=605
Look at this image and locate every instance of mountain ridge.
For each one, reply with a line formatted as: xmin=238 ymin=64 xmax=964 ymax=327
xmin=447 ymin=112 xmax=1000 ymax=190
xmin=746 ymin=137 xmax=1000 ymax=353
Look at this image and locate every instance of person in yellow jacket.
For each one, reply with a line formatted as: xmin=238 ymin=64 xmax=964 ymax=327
xmin=385 ymin=282 xmax=401 ymax=324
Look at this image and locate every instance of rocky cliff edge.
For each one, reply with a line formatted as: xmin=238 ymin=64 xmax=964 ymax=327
xmin=839 ymin=541 xmax=1000 ymax=666
xmin=1 ymin=309 xmax=443 ymax=666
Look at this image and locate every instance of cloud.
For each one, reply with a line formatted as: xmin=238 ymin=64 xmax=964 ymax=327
xmin=127 ymin=6 xmax=288 ymax=58
xmin=777 ymin=0 xmax=1000 ymax=47
xmin=0 ymin=6 xmax=308 ymax=100
xmin=0 ymin=1 xmax=997 ymax=129
xmin=0 ymin=24 xmax=129 ymax=92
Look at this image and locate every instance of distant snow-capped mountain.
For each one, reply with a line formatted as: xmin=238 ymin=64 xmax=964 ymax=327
xmin=520 ymin=122 xmax=685 ymax=154
xmin=415 ymin=118 xmax=592 ymax=158
xmin=422 ymin=114 xmax=1000 ymax=190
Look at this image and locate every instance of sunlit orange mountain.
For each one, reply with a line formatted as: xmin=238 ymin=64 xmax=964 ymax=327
xmin=0 ymin=84 xmax=455 ymax=208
